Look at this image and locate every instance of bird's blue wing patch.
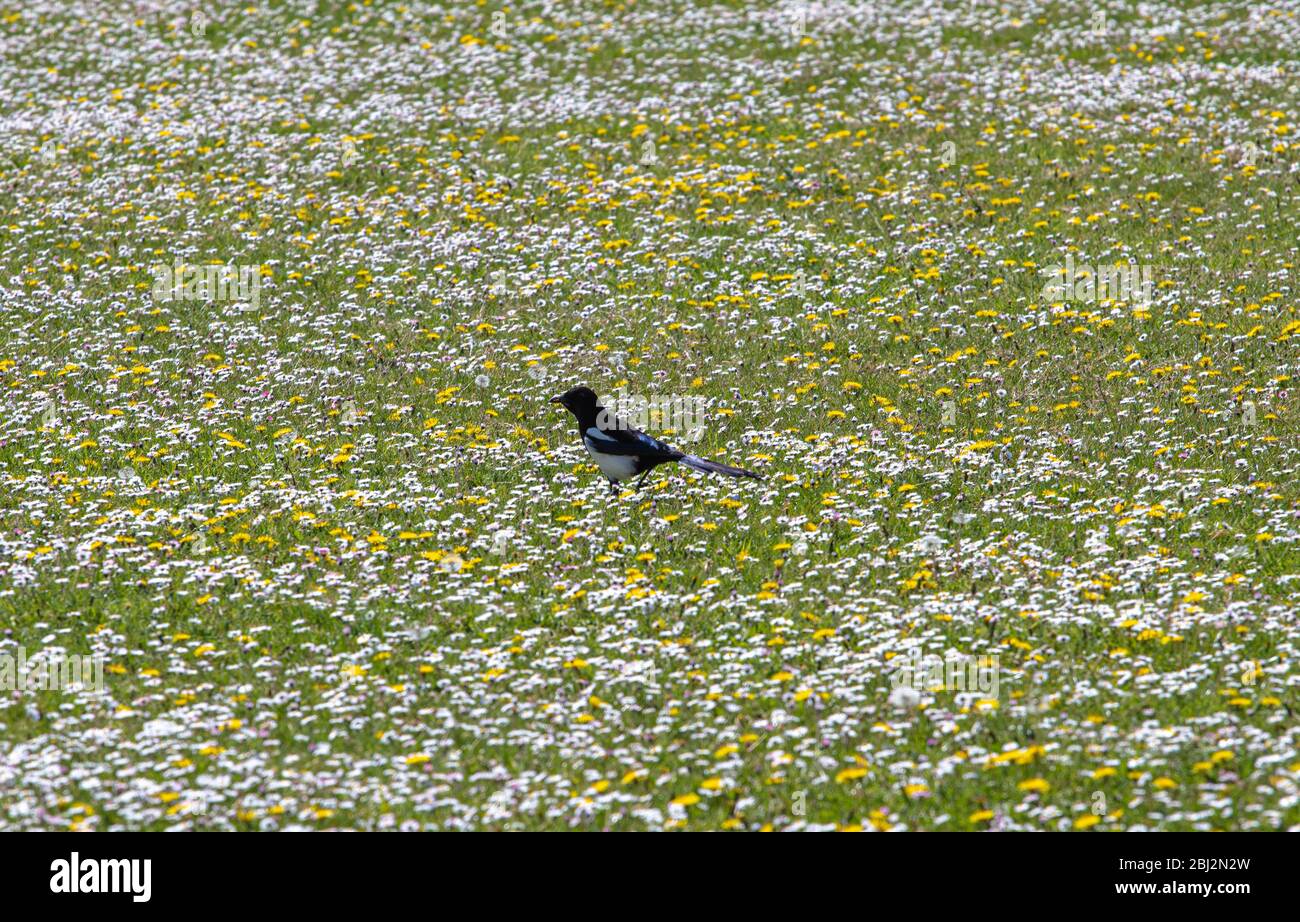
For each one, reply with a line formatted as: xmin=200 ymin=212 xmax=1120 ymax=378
xmin=585 ymin=426 xmax=677 ymax=458
xmin=631 ymin=428 xmax=677 ymax=456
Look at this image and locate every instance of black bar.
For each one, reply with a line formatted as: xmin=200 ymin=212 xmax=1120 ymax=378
xmin=3 ymin=831 xmax=1278 ymax=907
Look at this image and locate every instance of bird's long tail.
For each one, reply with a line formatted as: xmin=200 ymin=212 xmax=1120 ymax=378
xmin=679 ymin=454 xmax=763 ymax=480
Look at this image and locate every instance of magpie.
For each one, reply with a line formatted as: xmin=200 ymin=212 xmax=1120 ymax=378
xmin=551 ymin=385 xmax=762 ymax=494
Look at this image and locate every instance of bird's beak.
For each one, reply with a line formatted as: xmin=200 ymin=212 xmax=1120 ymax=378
xmin=549 ymin=396 xmax=563 ymax=405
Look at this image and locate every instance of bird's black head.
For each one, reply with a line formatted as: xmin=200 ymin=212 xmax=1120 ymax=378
xmin=550 ymin=385 xmax=601 ymax=426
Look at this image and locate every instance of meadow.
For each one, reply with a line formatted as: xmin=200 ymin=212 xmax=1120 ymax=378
xmin=0 ymin=0 xmax=1297 ymax=831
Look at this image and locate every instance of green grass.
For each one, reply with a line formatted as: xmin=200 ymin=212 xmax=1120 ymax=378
xmin=0 ymin=0 xmax=1296 ymax=831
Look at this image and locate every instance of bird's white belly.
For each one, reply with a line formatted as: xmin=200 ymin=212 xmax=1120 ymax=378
xmin=585 ymin=443 xmax=638 ymax=481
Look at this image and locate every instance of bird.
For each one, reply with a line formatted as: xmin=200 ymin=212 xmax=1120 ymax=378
xmin=550 ymin=385 xmax=762 ymax=494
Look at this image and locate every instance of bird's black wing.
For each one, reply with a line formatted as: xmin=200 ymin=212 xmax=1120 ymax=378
xmin=585 ymin=413 xmax=682 ymax=460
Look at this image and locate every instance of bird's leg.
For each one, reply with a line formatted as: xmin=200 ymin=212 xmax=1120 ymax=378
xmin=607 ymin=479 xmax=619 ymax=497
xmin=633 ymin=469 xmax=651 ymax=492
